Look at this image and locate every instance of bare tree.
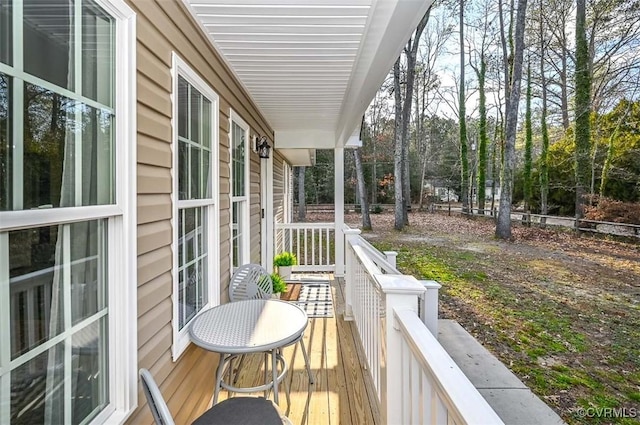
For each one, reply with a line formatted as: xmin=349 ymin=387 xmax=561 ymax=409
xmin=393 ymin=58 xmax=404 ymax=230
xmin=574 ymin=0 xmax=591 ymax=223
xmin=459 ymin=0 xmax=470 ymax=213
xmin=538 ymin=0 xmax=550 ymax=224
xmin=496 ymin=0 xmax=529 ymax=239
xmin=355 ymin=117 xmax=372 ymax=230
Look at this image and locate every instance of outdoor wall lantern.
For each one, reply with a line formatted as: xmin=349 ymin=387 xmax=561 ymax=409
xmin=255 ymin=135 xmax=271 ymax=159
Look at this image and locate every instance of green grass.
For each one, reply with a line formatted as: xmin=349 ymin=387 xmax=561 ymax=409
xmin=371 ymin=239 xmax=640 ymax=425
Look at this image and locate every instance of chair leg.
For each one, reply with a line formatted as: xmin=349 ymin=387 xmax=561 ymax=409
xmin=264 ymin=352 xmax=269 ymax=399
xmin=299 ymin=338 xmax=314 ymax=385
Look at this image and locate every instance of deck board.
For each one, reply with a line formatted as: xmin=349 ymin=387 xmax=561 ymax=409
xmin=216 ymin=277 xmax=380 ymax=425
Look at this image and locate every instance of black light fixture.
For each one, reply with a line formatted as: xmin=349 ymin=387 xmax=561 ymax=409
xmin=255 ymin=135 xmax=271 ymax=159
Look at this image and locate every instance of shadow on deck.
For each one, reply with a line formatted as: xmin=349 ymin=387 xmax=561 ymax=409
xmin=217 ymin=276 xmax=381 ymax=425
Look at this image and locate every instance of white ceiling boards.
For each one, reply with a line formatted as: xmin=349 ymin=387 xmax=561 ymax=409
xmin=185 ymin=0 xmax=433 ymax=163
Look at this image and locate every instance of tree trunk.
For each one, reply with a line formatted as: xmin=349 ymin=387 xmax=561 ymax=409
xmin=496 ymin=0 xmax=528 ymax=240
xmin=539 ymin=0 xmax=550 ymax=225
xmin=476 ymin=54 xmax=487 ymax=215
xmin=499 ymin=0 xmax=511 ymax=113
xmin=297 ymin=166 xmax=306 ymax=221
xmin=393 ymin=58 xmax=404 ymax=230
xmin=354 ymin=148 xmax=371 ymax=230
xmin=524 ymin=60 xmax=533 ymax=212
xmin=400 ymin=10 xmax=431 ymax=223
xmin=356 ymin=117 xmax=372 ymax=230
xmin=459 ymin=0 xmax=470 ymax=214
xmin=574 ymin=0 xmax=591 ymax=224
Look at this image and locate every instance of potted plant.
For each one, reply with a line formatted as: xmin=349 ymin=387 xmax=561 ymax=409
xmin=270 ymin=273 xmax=287 ymax=299
xmin=273 ymin=251 xmax=297 ymax=279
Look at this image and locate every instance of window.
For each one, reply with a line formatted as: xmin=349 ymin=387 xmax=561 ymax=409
xmin=0 ymin=0 xmax=136 ymax=424
xmin=172 ymin=54 xmax=219 ymax=359
xmin=230 ymin=112 xmax=250 ymax=269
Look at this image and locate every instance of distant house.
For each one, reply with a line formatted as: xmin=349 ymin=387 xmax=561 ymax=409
xmin=424 ymin=180 xmax=459 ymax=202
xmin=483 ymin=179 xmax=502 ymax=203
xmin=424 ymin=179 xmax=501 ymax=204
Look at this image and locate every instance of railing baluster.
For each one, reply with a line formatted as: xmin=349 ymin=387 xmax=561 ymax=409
xmin=312 ymin=228 xmax=316 ymax=266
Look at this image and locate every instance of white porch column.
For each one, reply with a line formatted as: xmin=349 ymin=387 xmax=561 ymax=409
xmin=334 ymin=147 xmax=345 ymax=277
xmin=419 ymin=280 xmax=442 ymax=336
xmin=343 ymin=228 xmax=362 ymax=321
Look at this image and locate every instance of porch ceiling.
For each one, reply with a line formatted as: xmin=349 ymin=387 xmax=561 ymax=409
xmin=184 ymin=0 xmax=432 ymax=163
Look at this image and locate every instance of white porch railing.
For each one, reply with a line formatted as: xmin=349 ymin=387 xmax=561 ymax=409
xmin=344 ymin=228 xmax=503 ymax=425
xmin=273 ymin=222 xmax=503 ymax=424
xmin=275 ymin=222 xmax=335 ymax=272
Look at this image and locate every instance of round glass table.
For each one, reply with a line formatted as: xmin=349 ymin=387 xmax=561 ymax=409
xmin=189 ymin=299 xmax=309 ymax=404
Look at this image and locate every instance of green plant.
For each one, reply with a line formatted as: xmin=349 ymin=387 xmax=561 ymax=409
xmin=273 ymin=251 xmax=297 ymax=267
xmin=271 ymin=273 xmax=287 ymax=294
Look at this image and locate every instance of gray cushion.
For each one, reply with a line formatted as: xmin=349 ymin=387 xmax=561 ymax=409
xmin=192 ymin=397 xmax=283 ymax=425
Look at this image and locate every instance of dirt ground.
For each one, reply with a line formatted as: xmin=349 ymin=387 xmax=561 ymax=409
xmin=307 ymin=210 xmax=640 ymax=424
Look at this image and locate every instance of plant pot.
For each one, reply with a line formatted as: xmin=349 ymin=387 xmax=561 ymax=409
xmin=272 ymin=293 xmax=281 ymax=299
xmin=278 ymin=265 xmax=292 ymax=280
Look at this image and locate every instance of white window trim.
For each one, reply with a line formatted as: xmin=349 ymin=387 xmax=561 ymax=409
xmin=0 ymin=1 xmax=137 ymax=423
xmin=171 ymin=53 xmax=220 ymax=361
xmin=229 ymin=111 xmax=251 ymax=272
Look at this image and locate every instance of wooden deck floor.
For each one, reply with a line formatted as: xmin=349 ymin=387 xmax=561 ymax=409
xmin=217 ymin=277 xmax=381 ymax=425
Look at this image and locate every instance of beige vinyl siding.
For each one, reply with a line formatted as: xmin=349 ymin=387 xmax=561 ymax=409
xmin=273 ymin=152 xmax=286 ymax=252
xmin=273 ymin=152 xmax=286 ymax=225
xmin=126 ymin=0 xmax=273 ymax=423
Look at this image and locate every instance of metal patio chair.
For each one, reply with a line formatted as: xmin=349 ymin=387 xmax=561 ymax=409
xmin=139 ymin=368 xmax=292 ymax=425
xmin=228 ymin=264 xmax=315 ymax=386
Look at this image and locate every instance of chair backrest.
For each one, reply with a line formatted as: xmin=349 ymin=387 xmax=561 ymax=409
xmin=139 ymin=369 xmax=176 ymax=425
xmin=229 ymin=264 xmax=272 ymax=302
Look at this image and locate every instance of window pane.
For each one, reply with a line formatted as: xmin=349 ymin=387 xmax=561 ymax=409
xmin=82 ymin=1 xmax=114 ymax=107
xmin=196 ymin=256 xmax=207 ymax=312
xmin=11 ymin=343 xmax=65 ymax=423
xmin=23 ymin=83 xmax=74 ymax=209
xmin=22 ymin=83 xmax=114 ymax=209
xmin=0 ymin=1 xmax=11 ymax=65
xmin=202 ymin=98 xmax=211 ymax=148
xmin=72 ymin=317 xmax=109 ymax=424
xmin=232 ymin=201 xmax=243 ymax=267
xmin=178 ymin=140 xmax=188 ymax=200
xmin=9 ymin=225 xmax=63 ymax=359
xmin=0 ymin=73 xmax=10 ymax=210
xmin=177 ymin=77 xmax=188 ymax=139
xmin=184 ymin=207 xmax=196 ymax=263
xmin=190 ymin=88 xmax=201 ymax=144
xmin=24 ymin=0 xmax=75 ymax=91
xmin=70 ymin=220 xmax=107 ymax=325
xmin=202 ymin=148 xmax=210 ymax=199
xmin=190 ymin=146 xmax=201 ymax=199
xmin=80 ymin=105 xmax=114 ymax=205
xmin=178 ymin=206 xmax=207 ymax=330
xmin=178 ymin=207 xmax=184 ymax=263
xmin=232 ymin=122 xmax=245 ymax=197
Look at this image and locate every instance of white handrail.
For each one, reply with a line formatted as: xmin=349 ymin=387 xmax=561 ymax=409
xmin=393 ymin=309 xmax=504 ymax=425
xmin=344 ymin=228 xmax=503 ymax=425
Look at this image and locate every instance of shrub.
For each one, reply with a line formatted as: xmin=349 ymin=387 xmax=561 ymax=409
xmin=273 ymin=251 xmax=297 ymax=267
xmin=584 ymin=197 xmax=640 ymax=225
xmin=270 ymin=273 xmax=287 ymax=294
